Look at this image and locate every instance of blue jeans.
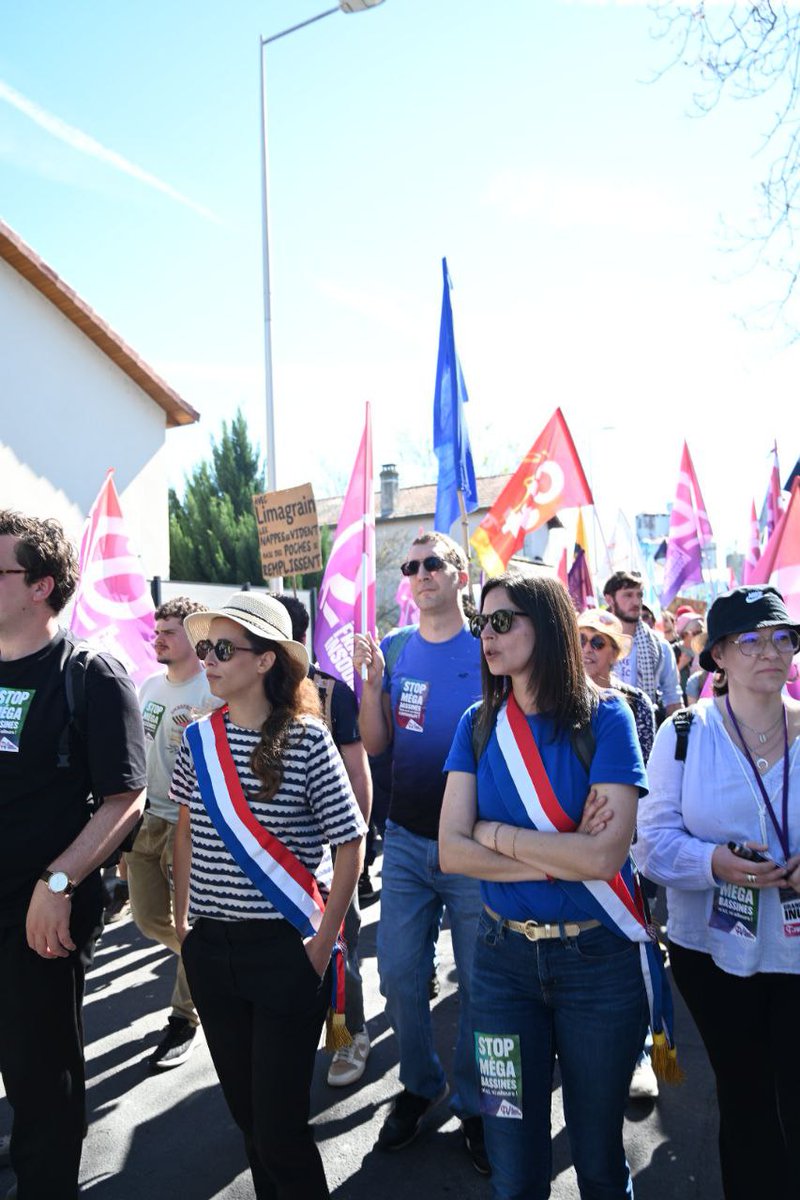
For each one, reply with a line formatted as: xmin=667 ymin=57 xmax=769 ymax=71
xmin=472 ymin=910 xmax=649 ymax=1200
xmin=377 ymin=819 xmax=482 ymax=1117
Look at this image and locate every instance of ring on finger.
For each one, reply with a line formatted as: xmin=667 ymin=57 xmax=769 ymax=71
xmin=745 ymin=872 xmax=757 ymax=885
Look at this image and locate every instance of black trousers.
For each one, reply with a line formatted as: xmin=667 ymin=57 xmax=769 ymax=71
xmin=182 ymin=917 xmax=331 ymax=1200
xmin=0 ymin=892 xmax=101 ymax=1200
xmin=670 ymin=940 xmax=800 ymax=1200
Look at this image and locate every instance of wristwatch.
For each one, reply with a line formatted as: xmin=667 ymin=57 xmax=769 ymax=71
xmin=39 ymin=869 xmax=76 ymax=898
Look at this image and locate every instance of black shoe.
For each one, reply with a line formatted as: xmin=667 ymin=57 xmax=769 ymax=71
xmin=357 ymin=867 xmax=375 ymax=899
xmin=149 ymin=1016 xmax=197 ymax=1070
xmin=377 ymin=1084 xmax=449 ymax=1151
xmin=104 ymin=879 xmax=129 ymax=923
xmin=462 ymin=1115 xmax=491 ymax=1176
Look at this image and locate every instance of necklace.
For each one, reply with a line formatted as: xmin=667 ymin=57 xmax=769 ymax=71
xmin=734 ymin=706 xmax=785 ymax=746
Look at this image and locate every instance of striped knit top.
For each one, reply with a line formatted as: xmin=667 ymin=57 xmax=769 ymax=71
xmin=171 ymin=712 xmax=366 ymax=921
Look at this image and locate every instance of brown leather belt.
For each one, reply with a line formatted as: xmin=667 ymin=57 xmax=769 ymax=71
xmin=484 ymin=905 xmax=601 ymax=942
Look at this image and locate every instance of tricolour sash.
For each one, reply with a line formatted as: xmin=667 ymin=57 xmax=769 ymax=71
xmin=486 ymin=694 xmax=680 ymax=1081
xmin=185 ymin=707 xmax=349 ymax=1048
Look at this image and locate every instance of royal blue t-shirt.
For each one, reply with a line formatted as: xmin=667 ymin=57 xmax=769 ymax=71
xmin=382 ymin=626 xmax=481 ymax=840
xmin=444 ymin=694 xmax=647 ymax=922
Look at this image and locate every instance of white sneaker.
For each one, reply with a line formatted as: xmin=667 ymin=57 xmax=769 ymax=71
xmin=327 ymin=1029 xmax=370 ymax=1087
xmin=629 ymin=1053 xmax=659 ymax=1100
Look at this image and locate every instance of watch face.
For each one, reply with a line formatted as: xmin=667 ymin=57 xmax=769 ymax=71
xmin=48 ymin=871 xmax=70 ymax=894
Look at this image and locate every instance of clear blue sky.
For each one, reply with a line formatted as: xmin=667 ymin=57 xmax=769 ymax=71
xmin=2 ymin=0 xmax=797 ymax=561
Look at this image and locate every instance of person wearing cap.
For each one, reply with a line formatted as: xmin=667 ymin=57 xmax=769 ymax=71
xmin=635 ymin=585 xmax=800 ymax=1200
xmin=603 ymin=570 xmax=682 ymax=721
xmin=170 ymin=592 xmax=367 ymax=1200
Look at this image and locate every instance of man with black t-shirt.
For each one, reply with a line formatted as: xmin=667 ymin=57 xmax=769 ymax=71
xmin=0 ymin=511 xmax=146 ymax=1199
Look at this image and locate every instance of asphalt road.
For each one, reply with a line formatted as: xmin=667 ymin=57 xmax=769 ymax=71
xmin=0 ymin=862 xmax=723 ymax=1199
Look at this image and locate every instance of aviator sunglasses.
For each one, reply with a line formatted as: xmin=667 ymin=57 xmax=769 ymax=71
xmin=400 ymin=555 xmax=448 ymax=577
xmin=580 ymin=633 xmax=609 ymax=651
xmin=195 ymin=638 xmax=260 ymax=663
xmin=469 ymin=610 xmax=527 ymax=638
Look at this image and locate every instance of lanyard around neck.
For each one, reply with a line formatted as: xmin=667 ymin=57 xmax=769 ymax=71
xmin=725 ymin=697 xmax=791 ymax=861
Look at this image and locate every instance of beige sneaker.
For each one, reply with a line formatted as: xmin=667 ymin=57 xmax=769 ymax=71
xmin=629 ymin=1053 xmax=659 ymax=1100
xmin=327 ymin=1029 xmax=370 ymax=1087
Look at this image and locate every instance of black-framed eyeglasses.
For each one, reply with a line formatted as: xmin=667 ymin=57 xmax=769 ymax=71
xmin=400 ymin=555 xmax=448 ymax=577
xmin=732 ymin=629 xmax=800 ymax=658
xmin=580 ymin=633 xmax=609 ymax=652
xmin=0 ymin=569 xmax=26 ymax=577
xmin=469 ymin=610 xmax=527 ymax=637
xmin=195 ymin=638 xmax=260 ymax=663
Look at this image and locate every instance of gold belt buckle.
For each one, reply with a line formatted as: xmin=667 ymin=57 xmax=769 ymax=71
xmin=522 ymin=920 xmax=539 ymax=941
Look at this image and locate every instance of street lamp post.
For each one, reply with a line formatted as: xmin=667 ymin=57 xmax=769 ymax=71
xmin=259 ymin=0 xmax=385 ymax=493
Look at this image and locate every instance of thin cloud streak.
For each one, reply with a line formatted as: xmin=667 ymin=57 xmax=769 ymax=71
xmin=0 ymin=79 xmax=222 ymax=224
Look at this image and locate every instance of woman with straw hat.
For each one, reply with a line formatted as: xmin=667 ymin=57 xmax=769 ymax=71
xmin=577 ymin=609 xmax=656 ymax=764
xmin=171 ymin=592 xmax=367 ymax=1200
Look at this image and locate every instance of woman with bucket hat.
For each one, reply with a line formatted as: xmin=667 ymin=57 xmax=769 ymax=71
xmin=636 ymin=585 xmax=800 ymax=1200
xmin=170 ymin=592 xmax=367 ymax=1199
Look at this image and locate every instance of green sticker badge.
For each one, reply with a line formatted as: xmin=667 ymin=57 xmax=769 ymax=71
xmin=0 ymin=687 xmax=35 ymax=753
xmin=475 ymin=1032 xmax=523 ymax=1119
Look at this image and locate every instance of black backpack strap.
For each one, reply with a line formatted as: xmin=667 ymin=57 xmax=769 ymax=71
xmin=470 ymin=703 xmax=488 ymax=764
xmin=56 ymin=638 xmax=97 ymax=771
xmin=570 ymin=723 xmax=596 ymax=774
xmin=672 ymin=708 xmax=695 ymax=762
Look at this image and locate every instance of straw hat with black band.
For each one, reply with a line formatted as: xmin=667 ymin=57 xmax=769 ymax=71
xmin=183 ymin=591 xmax=310 ymax=673
xmin=577 ymin=609 xmax=633 ymax=660
xmin=695 ymin=585 xmax=800 ymax=673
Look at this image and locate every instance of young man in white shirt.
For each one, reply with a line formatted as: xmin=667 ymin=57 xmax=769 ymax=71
xmin=128 ymin=597 xmax=219 ymax=1069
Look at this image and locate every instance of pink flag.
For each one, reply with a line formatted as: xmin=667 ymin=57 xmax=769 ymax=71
xmin=742 ymin=499 xmax=761 ymax=584
xmin=661 ymin=442 xmax=708 ymax=607
xmin=395 ymin=576 xmax=420 ymax=627
xmin=749 ymin=479 xmax=800 ymax=697
xmin=765 ymin=443 xmax=784 ymax=537
xmin=314 ymin=405 xmax=376 ymax=691
xmin=685 ymin=443 xmax=713 ymax=547
xmin=70 ymin=470 xmax=157 ymax=686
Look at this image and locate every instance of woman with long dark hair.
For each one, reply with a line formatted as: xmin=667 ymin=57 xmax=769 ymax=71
xmin=171 ymin=593 xmax=366 ymax=1200
xmin=635 ymin=585 xmax=800 ymax=1200
xmin=440 ymin=573 xmax=659 ymax=1200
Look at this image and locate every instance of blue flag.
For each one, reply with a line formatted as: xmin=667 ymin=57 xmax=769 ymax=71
xmin=433 ymin=257 xmax=478 ymax=534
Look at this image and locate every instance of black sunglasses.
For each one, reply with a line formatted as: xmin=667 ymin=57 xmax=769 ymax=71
xmin=195 ymin=638 xmax=260 ymax=663
xmin=400 ymin=555 xmax=448 ymax=577
xmin=469 ymin=610 xmax=527 ymax=637
xmin=580 ymin=633 xmax=609 ymax=651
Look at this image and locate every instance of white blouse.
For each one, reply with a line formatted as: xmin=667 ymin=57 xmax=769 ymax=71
xmin=635 ymin=699 xmax=800 ymax=977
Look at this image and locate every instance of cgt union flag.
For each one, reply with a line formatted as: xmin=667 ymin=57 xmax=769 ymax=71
xmin=471 ymin=408 xmax=593 ymax=574
xmin=70 ymin=469 xmax=157 ymax=686
xmin=314 ymin=405 xmax=376 ymax=692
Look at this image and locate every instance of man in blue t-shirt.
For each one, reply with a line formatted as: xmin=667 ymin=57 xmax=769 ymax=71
xmin=354 ymin=532 xmax=486 ymax=1174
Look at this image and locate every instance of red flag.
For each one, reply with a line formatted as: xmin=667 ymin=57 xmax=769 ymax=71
xmin=742 ymin=499 xmax=761 ymax=584
xmin=748 ymin=479 xmax=800 ymax=619
xmin=471 ymin=409 xmax=592 ymax=574
xmin=70 ymin=469 xmax=157 ymax=686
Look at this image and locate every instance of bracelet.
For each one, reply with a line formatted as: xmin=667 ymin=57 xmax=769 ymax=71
xmin=492 ymin=822 xmax=501 ymax=855
xmin=510 ymin=828 xmax=520 ymax=861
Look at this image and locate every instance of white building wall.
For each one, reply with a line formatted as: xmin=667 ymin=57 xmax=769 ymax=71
xmin=0 ymin=260 xmax=169 ymax=576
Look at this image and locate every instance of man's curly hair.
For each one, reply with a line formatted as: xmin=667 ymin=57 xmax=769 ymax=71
xmin=0 ymin=511 xmax=78 ymax=613
xmin=155 ymin=596 xmax=208 ymax=623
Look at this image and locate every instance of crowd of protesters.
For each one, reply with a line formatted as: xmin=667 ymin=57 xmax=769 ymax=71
xmin=0 ymin=509 xmax=798 ymax=1200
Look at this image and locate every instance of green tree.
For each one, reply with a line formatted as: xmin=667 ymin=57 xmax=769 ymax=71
xmin=169 ymin=411 xmax=265 ymax=583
